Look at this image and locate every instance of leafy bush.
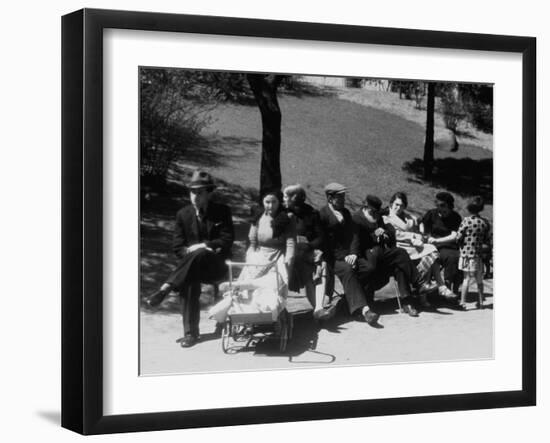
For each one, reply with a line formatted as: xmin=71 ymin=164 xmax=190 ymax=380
xmin=140 ymin=69 xmax=219 ymax=191
xmin=460 ymin=84 xmax=493 ymax=133
xmin=438 ymin=83 xmax=493 ymax=134
xmin=438 ymin=84 xmax=466 ymax=133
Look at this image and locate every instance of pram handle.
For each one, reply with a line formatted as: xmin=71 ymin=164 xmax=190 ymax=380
xmin=225 ymin=260 xmax=278 ymax=267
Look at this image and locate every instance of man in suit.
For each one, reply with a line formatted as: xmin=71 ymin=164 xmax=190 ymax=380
xmin=318 ymin=183 xmax=380 ymax=326
xmin=283 ymin=184 xmax=332 ymax=321
xmin=352 ymin=194 xmax=420 ymax=317
xmin=146 ymin=170 xmax=234 ymax=347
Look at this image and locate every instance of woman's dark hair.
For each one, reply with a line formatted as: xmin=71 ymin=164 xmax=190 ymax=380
xmin=362 ymin=194 xmax=382 ymax=211
xmin=250 ymin=189 xmax=290 ymax=237
xmin=250 ymin=190 xmax=283 ymax=221
xmin=260 ymin=189 xmax=283 ymax=206
xmin=466 ymin=195 xmax=484 ymax=214
xmin=389 ymin=191 xmax=408 ymax=209
xmin=435 ymin=191 xmax=455 ymax=210
xmin=250 ymin=189 xmax=283 ymax=220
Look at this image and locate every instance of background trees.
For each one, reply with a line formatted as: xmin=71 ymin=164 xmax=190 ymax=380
xmin=421 ymin=81 xmax=493 ymax=178
xmin=423 ymin=82 xmax=436 ymax=179
xmin=140 ymin=69 xmax=219 ymax=191
xmin=247 ymin=74 xmax=284 ymax=198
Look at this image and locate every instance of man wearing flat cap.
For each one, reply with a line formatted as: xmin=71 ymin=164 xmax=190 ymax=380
xmin=352 ymin=194 xmax=420 ymax=317
xmin=146 ymin=170 xmax=234 ymax=347
xmin=318 ymin=183 xmax=380 ymax=326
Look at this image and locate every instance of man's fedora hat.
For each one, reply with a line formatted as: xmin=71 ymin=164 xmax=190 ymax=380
xmin=364 ymin=194 xmax=382 ymax=212
xmin=188 ymin=170 xmax=215 ymax=190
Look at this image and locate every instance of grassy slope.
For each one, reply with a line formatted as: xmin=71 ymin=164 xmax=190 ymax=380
xmin=338 ymin=88 xmax=494 ymax=152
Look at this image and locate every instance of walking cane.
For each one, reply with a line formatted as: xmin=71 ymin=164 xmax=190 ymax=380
xmin=393 ymin=278 xmax=404 ymax=313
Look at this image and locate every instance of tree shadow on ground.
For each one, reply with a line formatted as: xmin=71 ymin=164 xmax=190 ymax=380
xmin=169 ymin=135 xmax=261 ymax=170
xmin=402 ymin=157 xmax=493 ymax=204
xmin=165 ymin=165 xmax=259 ymax=228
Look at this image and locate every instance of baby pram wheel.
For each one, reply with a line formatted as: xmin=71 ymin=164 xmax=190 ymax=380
xmin=217 ymin=260 xmax=292 ymax=354
xmin=221 ymin=320 xmax=232 ymax=354
xmin=221 ymin=309 xmax=291 ymax=354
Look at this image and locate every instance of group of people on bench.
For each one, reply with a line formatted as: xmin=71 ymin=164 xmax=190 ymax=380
xmin=146 ymin=170 xmax=491 ymax=348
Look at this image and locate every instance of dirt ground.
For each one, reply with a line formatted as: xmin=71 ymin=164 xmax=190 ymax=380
xmin=140 ymin=280 xmax=493 ymax=375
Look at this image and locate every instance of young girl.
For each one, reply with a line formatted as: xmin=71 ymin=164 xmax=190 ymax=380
xmin=456 ymin=196 xmax=491 ymax=309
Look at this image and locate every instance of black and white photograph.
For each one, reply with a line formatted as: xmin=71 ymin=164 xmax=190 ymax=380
xmin=139 ymin=69 xmax=494 ymax=375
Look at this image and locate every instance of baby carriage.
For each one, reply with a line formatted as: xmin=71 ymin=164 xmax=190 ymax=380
xmin=209 ymin=260 xmax=293 ymax=353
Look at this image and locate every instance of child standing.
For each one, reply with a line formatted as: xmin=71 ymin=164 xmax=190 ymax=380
xmin=457 ymin=196 xmax=491 ymax=309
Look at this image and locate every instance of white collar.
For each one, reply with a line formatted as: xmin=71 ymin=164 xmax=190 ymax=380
xmin=328 ymin=204 xmax=344 ymax=222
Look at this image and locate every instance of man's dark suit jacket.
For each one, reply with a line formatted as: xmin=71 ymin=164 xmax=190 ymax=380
xmin=351 ymin=209 xmax=397 ymax=256
xmin=318 ymin=205 xmax=360 ymax=262
xmin=288 ymin=202 xmax=325 ymax=252
xmin=172 ymin=202 xmax=234 ymax=260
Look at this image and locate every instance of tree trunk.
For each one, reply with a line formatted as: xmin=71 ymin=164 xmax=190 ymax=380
xmin=423 ymin=82 xmax=435 ymax=179
xmin=247 ymin=74 xmax=283 ymax=199
xmin=450 ymin=129 xmax=459 ymax=152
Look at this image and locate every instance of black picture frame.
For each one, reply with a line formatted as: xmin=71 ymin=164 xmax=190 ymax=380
xmin=61 ymin=8 xmax=536 ymax=435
